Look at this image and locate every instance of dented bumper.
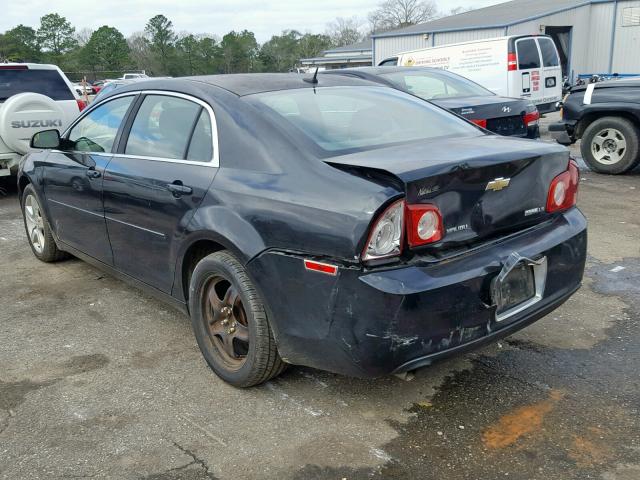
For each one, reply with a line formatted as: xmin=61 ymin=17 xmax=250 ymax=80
xmin=248 ymin=208 xmax=587 ymax=378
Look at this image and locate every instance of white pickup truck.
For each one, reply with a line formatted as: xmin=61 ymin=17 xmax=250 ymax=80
xmin=0 ymin=63 xmax=84 ymax=177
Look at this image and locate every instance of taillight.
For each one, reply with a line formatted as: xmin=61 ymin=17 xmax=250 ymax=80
xmin=508 ymin=52 xmax=517 ymax=71
xmin=362 ymin=199 xmax=404 ymax=261
xmin=405 ymin=204 xmax=443 ymax=247
xmin=524 ymin=109 xmax=540 ymax=126
xmin=546 ymin=160 xmax=580 ymax=213
xmin=76 ymin=99 xmax=87 ymax=111
xmin=0 ymin=65 xmax=28 ymax=70
xmin=471 ymin=119 xmax=487 ymax=128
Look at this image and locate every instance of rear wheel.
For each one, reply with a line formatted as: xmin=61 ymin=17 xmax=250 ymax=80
xmin=188 ymin=251 xmax=286 ymax=387
xmin=581 ymin=117 xmax=640 ymax=174
xmin=21 ymin=184 xmax=67 ymax=262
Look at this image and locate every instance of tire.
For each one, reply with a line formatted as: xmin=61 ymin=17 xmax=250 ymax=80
xmin=21 ymin=184 xmax=67 ymax=262
xmin=580 ymin=116 xmax=640 ymax=174
xmin=188 ymin=251 xmax=286 ymax=387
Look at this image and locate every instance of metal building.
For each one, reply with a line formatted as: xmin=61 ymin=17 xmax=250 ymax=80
xmin=372 ymin=0 xmax=640 ymax=81
xmin=300 ymin=40 xmax=372 ymax=70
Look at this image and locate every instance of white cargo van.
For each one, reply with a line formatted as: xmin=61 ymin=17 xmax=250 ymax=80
xmin=392 ymin=35 xmax=562 ymax=113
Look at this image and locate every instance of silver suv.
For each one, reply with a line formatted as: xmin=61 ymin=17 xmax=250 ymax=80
xmin=0 ymin=63 xmax=84 ymax=177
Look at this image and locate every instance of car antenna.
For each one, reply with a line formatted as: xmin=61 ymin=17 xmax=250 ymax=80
xmin=303 ymin=67 xmax=319 ymax=85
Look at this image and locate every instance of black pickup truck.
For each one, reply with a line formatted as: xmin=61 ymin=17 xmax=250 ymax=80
xmin=550 ymin=77 xmax=640 ymax=174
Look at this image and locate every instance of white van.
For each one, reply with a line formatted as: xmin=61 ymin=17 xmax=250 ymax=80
xmin=391 ymin=35 xmax=562 ymax=113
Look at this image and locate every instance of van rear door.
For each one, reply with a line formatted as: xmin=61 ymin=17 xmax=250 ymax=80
xmin=536 ymin=37 xmax=563 ymax=111
xmin=512 ymin=37 xmax=543 ymax=104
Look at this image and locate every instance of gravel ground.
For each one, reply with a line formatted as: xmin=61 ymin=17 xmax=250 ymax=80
xmin=1 ymin=113 xmax=639 ymax=479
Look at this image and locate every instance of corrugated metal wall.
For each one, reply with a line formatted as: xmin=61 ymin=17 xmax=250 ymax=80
xmin=433 ymin=28 xmax=505 ymax=46
xmin=612 ymin=0 xmax=640 ymax=71
xmin=373 ymin=1 xmax=640 ymax=75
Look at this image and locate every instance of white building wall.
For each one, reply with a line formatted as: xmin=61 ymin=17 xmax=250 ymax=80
xmin=432 ymin=28 xmax=505 ymax=46
xmin=507 ymin=3 xmax=613 ymax=74
xmin=373 ymin=34 xmax=431 ymax=64
xmin=612 ymin=0 xmax=640 ymax=72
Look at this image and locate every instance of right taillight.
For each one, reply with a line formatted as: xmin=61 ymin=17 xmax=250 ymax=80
xmin=546 ymin=159 xmax=580 ymax=213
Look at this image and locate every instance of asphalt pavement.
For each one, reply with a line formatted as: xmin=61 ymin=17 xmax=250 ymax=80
xmin=1 ymin=113 xmax=639 ymax=479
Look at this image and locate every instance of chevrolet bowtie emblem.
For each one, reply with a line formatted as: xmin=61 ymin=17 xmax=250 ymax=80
xmin=486 ymin=177 xmax=511 ymax=191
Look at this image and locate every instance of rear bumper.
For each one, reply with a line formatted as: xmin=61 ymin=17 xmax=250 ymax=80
xmin=248 ymin=208 xmax=587 ymax=378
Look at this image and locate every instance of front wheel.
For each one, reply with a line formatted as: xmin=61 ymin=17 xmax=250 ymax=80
xmin=581 ymin=117 xmax=640 ymax=174
xmin=188 ymin=251 xmax=286 ymax=387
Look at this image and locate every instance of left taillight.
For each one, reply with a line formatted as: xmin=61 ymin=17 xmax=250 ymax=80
xmin=362 ymin=200 xmax=444 ymax=262
xmin=362 ymin=199 xmax=404 ymax=262
xmin=471 ymin=119 xmax=487 ymax=129
xmin=76 ymin=99 xmax=87 ymax=111
xmin=546 ymin=159 xmax=580 ymax=213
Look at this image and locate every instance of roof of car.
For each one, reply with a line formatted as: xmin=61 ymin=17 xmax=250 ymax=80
xmin=112 ymin=73 xmax=378 ymax=97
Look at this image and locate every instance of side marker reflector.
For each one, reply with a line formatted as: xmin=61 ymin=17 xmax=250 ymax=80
xmin=304 ymin=260 xmax=338 ymax=276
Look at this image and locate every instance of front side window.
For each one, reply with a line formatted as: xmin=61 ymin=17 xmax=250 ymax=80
xmin=517 ymin=39 xmax=541 ymax=70
xmin=67 ymin=96 xmax=134 ymax=153
xmin=250 ymin=86 xmax=480 ymax=154
xmin=538 ymin=38 xmax=560 ymax=67
xmin=125 ymin=95 xmax=201 ymax=159
xmin=381 ymin=70 xmax=493 ymax=100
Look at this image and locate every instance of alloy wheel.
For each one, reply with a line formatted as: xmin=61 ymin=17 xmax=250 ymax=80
xmin=24 ymin=195 xmax=46 ymax=254
xmin=591 ymin=128 xmax=627 ymax=165
xmin=203 ymin=276 xmax=250 ymax=369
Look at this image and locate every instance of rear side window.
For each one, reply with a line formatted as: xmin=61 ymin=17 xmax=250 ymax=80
xmin=0 ymin=68 xmax=74 ymax=101
xmin=516 ymin=39 xmax=541 ymax=69
xmin=68 ymin=96 xmax=134 ymax=153
xmin=538 ymin=38 xmax=560 ymax=67
xmin=186 ymin=111 xmax=214 ymax=162
xmin=125 ymin=95 xmax=201 ymax=159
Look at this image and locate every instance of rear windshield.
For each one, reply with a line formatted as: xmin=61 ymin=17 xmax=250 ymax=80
xmin=516 ymin=39 xmax=541 ymax=69
xmin=249 ymin=86 xmax=480 ymax=154
xmin=380 ymin=69 xmax=493 ymax=100
xmin=0 ymin=68 xmax=74 ymax=101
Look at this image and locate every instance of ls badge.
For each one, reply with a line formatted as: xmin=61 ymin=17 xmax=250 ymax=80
xmin=486 ymin=177 xmax=511 ymax=191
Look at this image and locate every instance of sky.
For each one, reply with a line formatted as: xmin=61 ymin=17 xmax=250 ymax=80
xmin=2 ymin=0 xmax=502 ymax=42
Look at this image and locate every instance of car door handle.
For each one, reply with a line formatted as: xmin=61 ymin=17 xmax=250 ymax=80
xmin=166 ymin=182 xmax=193 ymax=196
xmin=86 ymin=169 xmax=101 ymax=179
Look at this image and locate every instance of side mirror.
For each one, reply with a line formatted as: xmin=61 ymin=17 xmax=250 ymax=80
xmin=30 ymin=129 xmax=61 ymax=149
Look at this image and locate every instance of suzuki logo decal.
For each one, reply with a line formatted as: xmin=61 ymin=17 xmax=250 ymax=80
xmin=502 ymin=106 xmax=511 ymax=113
xmin=486 ymin=177 xmax=511 ymax=192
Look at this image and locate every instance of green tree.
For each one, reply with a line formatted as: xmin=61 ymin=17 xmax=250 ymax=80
xmin=259 ymin=30 xmax=301 ymax=72
xmin=145 ymin=14 xmax=175 ymax=74
xmin=3 ymin=25 xmax=40 ymax=61
xmin=220 ymin=30 xmax=258 ymax=73
xmin=81 ymin=26 xmax=130 ymax=72
xmin=195 ymin=36 xmax=223 ymax=74
xmin=176 ymin=34 xmax=199 ymax=75
xmin=37 ymin=13 xmax=77 ymax=56
xmin=297 ymin=33 xmax=332 ymax=61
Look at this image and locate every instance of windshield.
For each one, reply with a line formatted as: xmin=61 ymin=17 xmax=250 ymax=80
xmin=249 ymin=86 xmax=480 ymax=154
xmin=380 ymin=70 xmax=493 ymax=101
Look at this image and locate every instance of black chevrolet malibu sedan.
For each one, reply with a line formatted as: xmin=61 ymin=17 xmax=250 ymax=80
xmin=18 ymin=74 xmax=586 ymax=387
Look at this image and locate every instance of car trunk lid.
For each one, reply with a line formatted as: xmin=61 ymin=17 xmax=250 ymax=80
xmin=326 ymin=135 xmax=569 ymax=248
